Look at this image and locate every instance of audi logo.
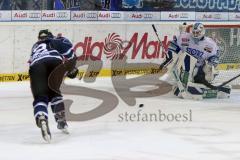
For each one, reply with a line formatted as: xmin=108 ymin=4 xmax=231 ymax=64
xmin=144 ymin=13 xmax=153 ymax=19
xmin=56 ymin=12 xmax=68 ymax=18
xmin=111 ymin=13 xmax=121 ymax=18
xmin=29 ymin=13 xmax=41 ymax=18
xmin=86 ymin=13 xmax=97 ymax=18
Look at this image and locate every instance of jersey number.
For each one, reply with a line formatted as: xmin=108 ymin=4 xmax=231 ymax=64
xmin=33 ymin=43 xmax=48 ymax=55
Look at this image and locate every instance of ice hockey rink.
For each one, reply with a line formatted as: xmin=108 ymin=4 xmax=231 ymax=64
xmin=0 ymin=77 xmax=240 ymax=160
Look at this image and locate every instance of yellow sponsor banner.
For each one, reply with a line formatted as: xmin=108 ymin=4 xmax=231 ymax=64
xmin=0 ymin=73 xmax=29 ymax=82
xmin=0 ymin=67 xmax=161 ymax=82
xmin=1 ymin=64 xmax=238 ymax=82
xmin=217 ymin=63 xmax=240 ymax=70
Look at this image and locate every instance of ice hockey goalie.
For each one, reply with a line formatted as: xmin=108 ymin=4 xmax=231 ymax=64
xmin=159 ymin=22 xmax=231 ymax=100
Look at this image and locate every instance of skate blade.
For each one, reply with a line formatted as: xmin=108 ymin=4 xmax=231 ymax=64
xmin=41 ymin=121 xmax=51 ymax=143
xmin=43 ymin=134 xmax=51 ymax=143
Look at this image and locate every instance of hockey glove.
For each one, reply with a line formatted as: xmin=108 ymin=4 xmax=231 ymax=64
xmin=67 ymin=67 xmax=79 ymax=79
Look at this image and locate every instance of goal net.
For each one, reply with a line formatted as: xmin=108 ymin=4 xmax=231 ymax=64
xmin=187 ymin=24 xmax=240 ymax=87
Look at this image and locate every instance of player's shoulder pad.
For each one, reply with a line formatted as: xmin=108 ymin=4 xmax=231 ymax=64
xmin=31 ymin=41 xmax=46 ymax=51
xmin=176 ymin=32 xmax=191 ymax=47
xmin=56 ymin=37 xmax=72 ymax=46
xmin=177 ymin=32 xmax=191 ymax=42
xmin=205 ymin=37 xmax=217 ymax=45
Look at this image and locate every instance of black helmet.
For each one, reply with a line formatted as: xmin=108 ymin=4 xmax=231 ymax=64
xmin=38 ymin=29 xmax=53 ymax=40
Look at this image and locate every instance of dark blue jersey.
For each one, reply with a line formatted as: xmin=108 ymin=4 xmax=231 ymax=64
xmin=29 ymin=39 xmax=63 ymax=66
xmin=50 ymin=37 xmax=75 ymax=60
xmin=29 ymin=37 xmax=75 ymax=66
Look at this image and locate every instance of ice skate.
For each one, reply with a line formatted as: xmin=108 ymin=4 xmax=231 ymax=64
xmin=57 ymin=120 xmax=69 ymax=134
xmin=55 ymin=111 xmax=69 ymax=134
xmin=38 ymin=115 xmax=51 ymax=143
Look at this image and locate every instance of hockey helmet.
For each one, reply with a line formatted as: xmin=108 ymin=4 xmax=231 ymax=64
xmin=191 ymin=22 xmax=205 ymax=40
xmin=38 ymin=29 xmax=53 ymax=40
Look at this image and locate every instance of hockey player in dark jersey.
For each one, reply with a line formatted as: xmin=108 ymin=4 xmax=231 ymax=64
xmin=29 ymin=29 xmax=78 ymax=142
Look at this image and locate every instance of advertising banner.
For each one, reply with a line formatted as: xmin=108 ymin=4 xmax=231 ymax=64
xmin=124 ymin=12 xmax=160 ymax=21
xmin=41 ymin=10 xmax=70 ymax=21
xmin=71 ymin=11 xmax=98 ymax=21
xmin=0 ymin=22 xmax=180 ymax=73
xmin=174 ymin=0 xmax=230 ymax=12
xmin=161 ymin=11 xmax=195 ymax=21
xmin=196 ymin=12 xmax=229 ymax=21
xmin=118 ymin=0 xmax=240 ymax=12
xmin=98 ymin=11 xmax=124 ymax=21
xmin=228 ymin=12 xmax=240 ymax=21
xmin=0 ymin=11 xmax=11 ymax=21
xmin=11 ymin=10 xmax=41 ymax=21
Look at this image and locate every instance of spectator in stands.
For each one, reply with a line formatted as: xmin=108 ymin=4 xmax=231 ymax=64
xmin=11 ymin=0 xmax=41 ymax=10
xmin=0 ymin=0 xmax=11 ymax=10
xmin=54 ymin=0 xmax=65 ymax=10
xmin=64 ymin=0 xmax=102 ymax=10
xmin=2 ymin=0 xmax=103 ymax=10
xmin=103 ymin=0 xmax=110 ymax=10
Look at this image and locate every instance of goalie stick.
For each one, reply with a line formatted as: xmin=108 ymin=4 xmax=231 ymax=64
xmin=152 ymin=24 xmax=162 ymax=46
xmin=217 ymin=73 xmax=240 ymax=87
xmin=152 ymin=24 xmax=234 ymax=94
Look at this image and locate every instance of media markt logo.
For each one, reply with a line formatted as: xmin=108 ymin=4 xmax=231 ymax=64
xmin=103 ymin=33 xmax=129 ymax=59
xmin=74 ymin=32 xmax=170 ymax=61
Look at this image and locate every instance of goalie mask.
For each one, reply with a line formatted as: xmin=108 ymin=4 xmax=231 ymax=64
xmin=191 ymin=23 xmax=205 ymax=40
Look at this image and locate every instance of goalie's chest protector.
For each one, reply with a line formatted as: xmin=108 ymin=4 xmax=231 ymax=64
xmin=178 ymin=33 xmax=217 ymax=67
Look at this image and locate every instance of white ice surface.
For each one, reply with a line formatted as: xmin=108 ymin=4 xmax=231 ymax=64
xmin=0 ymin=78 xmax=240 ymax=160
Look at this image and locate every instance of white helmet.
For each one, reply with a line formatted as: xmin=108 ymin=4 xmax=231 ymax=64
xmin=192 ymin=22 xmax=205 ymax=40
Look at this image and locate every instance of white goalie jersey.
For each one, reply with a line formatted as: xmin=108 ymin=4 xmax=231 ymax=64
xmin=168 ymin=32 xmax=219 ymax=68
xmin=161 ymin=30 xmax=220 ymax=85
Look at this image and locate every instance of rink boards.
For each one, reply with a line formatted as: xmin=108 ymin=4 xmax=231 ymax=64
xmin=0 ymin=21 xmax=239 ymax=82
